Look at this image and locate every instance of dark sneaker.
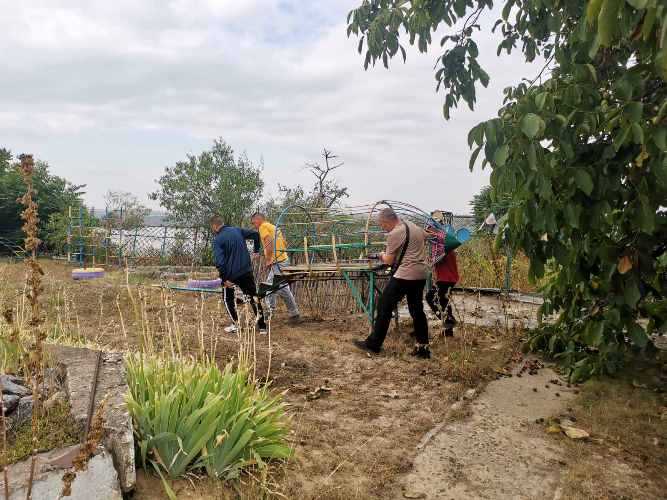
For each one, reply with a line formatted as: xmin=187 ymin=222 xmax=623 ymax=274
xmin=287 ymin=315 xmax=303 ymax=325
xmin=443 ymin=318 xmax=457 ymax=328
xmin=444 ymin=328 xmax=454 ymax=337
xmin=411 ymin=345 xmax=431 ymax=359
xmin=353 ymin=339 xmax=380 ymax=354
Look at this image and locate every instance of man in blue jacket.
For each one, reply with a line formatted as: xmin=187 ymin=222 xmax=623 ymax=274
xmin=209 ymin=215 xmax=267 ymax=334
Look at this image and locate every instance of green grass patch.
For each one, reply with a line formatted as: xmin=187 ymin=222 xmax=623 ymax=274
xmin=7 ymin=400 xmax=80 ymax=464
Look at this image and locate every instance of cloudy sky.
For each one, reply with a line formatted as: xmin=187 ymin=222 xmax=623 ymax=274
xmin=1 ymin=0 xmax=534 ymax=215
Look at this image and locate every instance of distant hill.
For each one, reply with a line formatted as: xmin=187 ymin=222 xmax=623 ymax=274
xmin=89 ymin=208 xmax=173 ymax=227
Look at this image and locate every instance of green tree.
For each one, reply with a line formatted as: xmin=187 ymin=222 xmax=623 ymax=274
xmin=44 ymin=207 xmax=99 ymax=256
xmin=348 ymin=1 xmax=667 ymax=379
xmin=0 ymin=148 xmax=84 ymax=250
xmin=104 ymin=190 xmax=150 ymax=230
xmin=151 ymin=139 xmax=264 ymax=226
xmin=470 ymin=185 xmax=513 ymax=227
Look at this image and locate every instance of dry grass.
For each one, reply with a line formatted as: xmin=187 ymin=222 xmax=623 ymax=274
xmin=457 ymin=236 xmax=538 ymax=292
xmin=555 ymin=353 xmax=667 ymax=499
xmin=1 ymin=259 xmax=530 ymax=498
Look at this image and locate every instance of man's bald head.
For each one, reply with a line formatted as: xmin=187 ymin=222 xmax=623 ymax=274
xmin=377 ymin=207 xmax=399 ymax=231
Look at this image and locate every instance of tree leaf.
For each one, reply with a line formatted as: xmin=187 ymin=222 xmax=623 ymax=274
xmin=587 ymin=0 xmax=605 ymax=24
xmin=527 ymin=143 xmax=537 ymax=170
xmin=468 ymin=40 xmax=479 ymax=58
xmin=641 ymin=6 xmax=657 ymax=40
xmin=624 ymin=282 xmax=641 ymax=307
xmin=502 ymin=0 xmax=515 ymax=21
xmin=653 ymin=127 xmax=666 ymax=150
xmin=625 ymin=102 xmax=643 ymax=122
xmin=467 ymin=123 xmax=484 ymax=148
xmin=628 ymin=322 xmax=648 ymax=348
xmin=574 ymin=170 xmax=594 ymax=196
xmin=494 ymin=145 xmax=509 ymax=166
xmin=631 ymin=123 xmax=645 ymax=144
xmin=469 ymin=145 xmax=482 ymax=171
xmin=479 ymin=68 xmax=490 ymax=87
xmin=584 ymin=321 xmax=605 ymax=346
xmin=589 ymin=34 xmax=601 ymax=58
xmin=625 ymin=0 xmax=648 ymax=9
xmin=598 ymin=0 xmax=622 ymax=46
xmin=565 ymin=204 xmax=580 ymax=228
xmin=638 ymin=196 xmax=655 ymax=232
xmin=535 ymin=92 xmax=547 ymax=111
xmin=520 ymin=113 xmax=544 ymax=139
xmin=613 ymin=126 xmax=631 ymax=151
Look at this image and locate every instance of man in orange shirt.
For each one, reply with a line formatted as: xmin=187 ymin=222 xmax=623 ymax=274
xmin=251 ymin=212 xmax=301 ymax=324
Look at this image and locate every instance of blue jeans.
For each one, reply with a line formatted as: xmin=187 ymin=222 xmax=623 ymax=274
xmin=265 ymin=259 xmax=300 ymax=317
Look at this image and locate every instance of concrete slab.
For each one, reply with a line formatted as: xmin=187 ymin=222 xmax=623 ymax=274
xmin=399 ymin=359 xmax=576 ymax=500
xmin=95 ymin=351 xmax=136 ymax=493
xmin=0 ymin=445 xmax=122 ymax=500
xmin=46 ymin=345 xmax=136 ymax=493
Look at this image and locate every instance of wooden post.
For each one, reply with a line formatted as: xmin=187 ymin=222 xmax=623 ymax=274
xmin=331 ymin=234 xmax=339 ymax=269
xmin=78 ymin=205 xmax=84 ymax=266
xmin=131 ymin=227 xmax=139 ymax=264
xmin=192 ymin=227 xmax=199 ymax=268
xmin=66 ymin=206 xmax=72 ymax=263
xmin=105 ymin=226 xmax=110 ymax=267
xmin=118 ymin=207 xmax=124 ymax=266
xmin=303 ymin=236 xmax=310 ymax=273
xmin=160 ymin=226 xmax=168 ymax=264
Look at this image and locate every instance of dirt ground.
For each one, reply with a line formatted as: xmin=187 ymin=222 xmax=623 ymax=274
xmin=1 ymin=259 xmax=665 ymax=499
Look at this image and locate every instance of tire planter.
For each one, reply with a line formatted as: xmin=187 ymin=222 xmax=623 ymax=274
xmin=187 ymin=278 xmax=222 ymax=289
xmin=71 ymin=268 xmax=105 ymax=280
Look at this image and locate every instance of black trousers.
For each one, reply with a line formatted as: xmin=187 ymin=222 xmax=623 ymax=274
xmin=221 ymin=271 xmax=267 ymax=329
xmin=426 ymin=281 xmax=456 ymax=324
xmin=366 ymin=277 xmax=428 ymax=349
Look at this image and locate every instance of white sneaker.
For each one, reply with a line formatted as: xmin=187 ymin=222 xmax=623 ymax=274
xmin=258 ymin=327 xmax=268 ymax=335
xmin=224 ymin=324 xmax=238 ymax=334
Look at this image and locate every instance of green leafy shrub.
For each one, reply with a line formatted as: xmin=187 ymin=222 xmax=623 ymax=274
xmin=125 ymin=356 xmax=291 ymax=495
xmin=347 ymin=0 xmax=667 ymax=379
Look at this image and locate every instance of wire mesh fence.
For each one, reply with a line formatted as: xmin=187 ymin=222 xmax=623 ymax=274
xmin=66 ymin=224 xmax=211 ymax=267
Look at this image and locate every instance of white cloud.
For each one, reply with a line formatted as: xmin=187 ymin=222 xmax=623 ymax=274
xmin=0 ymin=0 xmax=536 ymax=214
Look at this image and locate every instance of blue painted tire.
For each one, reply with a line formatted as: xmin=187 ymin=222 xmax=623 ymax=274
xmin=456 ymin=228 xmax=471 ymax=243
xmin=187 ymin=278 xmax=222 ymax=289
xmin=72 ymin=268 xmax=105 ymax=280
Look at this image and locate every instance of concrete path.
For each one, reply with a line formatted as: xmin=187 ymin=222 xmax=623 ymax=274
xmin=400 ymin=360 xmax=576 ymax=500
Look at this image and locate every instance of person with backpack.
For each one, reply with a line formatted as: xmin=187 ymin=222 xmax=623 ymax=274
xmin=209 ymin=215 xmax=267 ymax=335
xmin=426 ymin=249 xmax=459 ymax=336
xmin=353 ymin=208 xmax=431 ymax=359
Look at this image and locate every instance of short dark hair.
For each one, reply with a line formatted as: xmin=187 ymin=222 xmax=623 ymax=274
xmin=209 ymin=215 xmax=224 ymax=226
xmin=378 ymin=207 xmax=398 ymax=222
xmin=251 ymin=212 xmax=265 ymax=220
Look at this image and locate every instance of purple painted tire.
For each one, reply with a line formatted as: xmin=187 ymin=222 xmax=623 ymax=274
xmin=187 ymin=278 xmax=222 ymax=289
xmin=72 ymin=268 xmax=105 ymax=280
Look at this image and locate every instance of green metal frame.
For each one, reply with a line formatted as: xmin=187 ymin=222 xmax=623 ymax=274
xmin=341 ymin=269 xmax=379 ymax=325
